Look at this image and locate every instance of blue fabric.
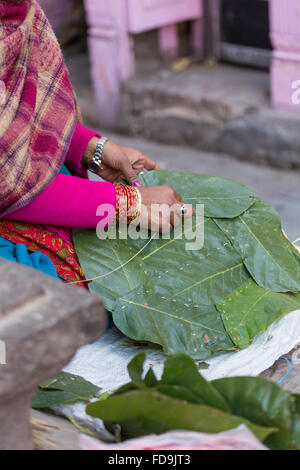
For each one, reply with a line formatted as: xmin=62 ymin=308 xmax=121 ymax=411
xmin=0 ymin=236 xmax=59 ymax=279
xmin=59 ymin=164 xmax=72 ymax=176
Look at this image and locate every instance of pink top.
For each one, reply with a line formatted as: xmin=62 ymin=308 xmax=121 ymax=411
xmin=6 ymin=125 xmax=117 ymax=232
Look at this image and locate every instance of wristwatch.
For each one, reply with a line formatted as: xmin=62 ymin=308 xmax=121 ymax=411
xmin=87 ymin=137 xmax=108 ymax=174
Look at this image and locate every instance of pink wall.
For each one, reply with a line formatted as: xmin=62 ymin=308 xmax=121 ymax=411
xmin=270 ymin=0 xmax=300 ymax=112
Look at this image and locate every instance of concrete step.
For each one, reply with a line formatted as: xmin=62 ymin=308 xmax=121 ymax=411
xmin=0 ymin=260 xmax=107 ymax=450
xmin=66 ymin=47 xmax=300 ymax=169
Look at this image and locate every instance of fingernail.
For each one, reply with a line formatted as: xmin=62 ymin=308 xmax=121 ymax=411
xmin=134 ymin=181 xmax=142 ymax=187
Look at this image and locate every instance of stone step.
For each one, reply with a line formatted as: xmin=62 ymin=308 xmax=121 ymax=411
xmin=122 ymin=64 xmax=300 ymax=169
xmin=0 ymin=259 xmax=107 ymax=450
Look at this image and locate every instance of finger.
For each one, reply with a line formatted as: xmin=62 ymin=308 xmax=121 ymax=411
xmin=120 ymin=158 xmax=140 ymax=186
xmin=170 ymin=203 xmax=193 ymax=226
xmin=159 ymin=222 xmax=173 ymax=233
xmin=98 ymin=170 xmax=120 ymax=183
xmin=142 ymin=155 xmax=161 ymax=171
xmin=112 ymin=176 xmax=123 ymax=184
xmin=172 ymin=189 xmax=183 ymax=203
xmin=160 ymin=220 xmax=173 ymax=234
xmin=157 ymin=209 xmax=174 ymax=234
xmin=171 ymin=212 xmax=182 ymax=228
xmin=169 ymin=205 xmax=183 ymax=228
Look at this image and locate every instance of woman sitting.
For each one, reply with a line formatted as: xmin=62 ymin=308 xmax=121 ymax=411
xmin=0 ymin=0 xmax=192 ymax=285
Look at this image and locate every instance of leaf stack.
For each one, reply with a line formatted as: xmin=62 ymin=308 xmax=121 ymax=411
xmin=73 ymin=171 xmax=300 ymax=358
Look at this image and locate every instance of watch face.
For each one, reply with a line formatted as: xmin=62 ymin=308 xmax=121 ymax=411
xmin=88 ymin=160 xmax=101 ymax=173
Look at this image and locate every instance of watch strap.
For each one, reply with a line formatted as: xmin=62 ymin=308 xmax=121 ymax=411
xmin=88 ymin=136 xmax=108 ymax=173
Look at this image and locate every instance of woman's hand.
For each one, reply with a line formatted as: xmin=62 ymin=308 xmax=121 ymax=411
xmin=136 ymin=186 xmax=193 ymax=233
xmin=83 ymin=138 xmax=193 ymax=233
xmin=83 ymin=138 xmax=160 ymax=184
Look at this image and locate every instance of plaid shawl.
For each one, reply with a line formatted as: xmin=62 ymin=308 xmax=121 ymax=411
xmin=0 ymin=0 xmax=80 ymax=217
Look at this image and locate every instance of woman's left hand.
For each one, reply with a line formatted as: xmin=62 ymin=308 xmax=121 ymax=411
xmin=84 ymin=138 xmax=160 ymax=185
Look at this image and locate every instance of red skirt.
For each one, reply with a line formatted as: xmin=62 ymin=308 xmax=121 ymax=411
xmin=0 ymin=220 xmax=87 ymax=287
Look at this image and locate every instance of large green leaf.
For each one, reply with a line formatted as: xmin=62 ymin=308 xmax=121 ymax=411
xmin=133 ymin=217 xmax=249 ymax=306
xmin=139 ymin=170 xmax=255 ymax=218
xmin=212 ymin=376 xmax=296 ymax=450
xmin=73 ymin=228 xmax=149 ymax=312
xmin=217 ymin=278 xmax=300 ymax=349
xmin=113 ymin=286 xmax=235 ymax=359
xmin=74 ymin=217 xmax=248 ymax=358
xmin=86 ymin=390 xmax=274 ymax=442
xmin=214 ymin=200 xmax=300 ymax=292
xmin=155 ymin=384 xmax=204 ymax=404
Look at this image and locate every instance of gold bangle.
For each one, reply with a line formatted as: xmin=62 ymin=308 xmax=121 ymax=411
xmin=132 ymin=187 xmax=142 ymax=221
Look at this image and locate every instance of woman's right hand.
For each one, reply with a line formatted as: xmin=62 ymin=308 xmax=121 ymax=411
xmin=136 ymin=186 xmax=193 ymax=233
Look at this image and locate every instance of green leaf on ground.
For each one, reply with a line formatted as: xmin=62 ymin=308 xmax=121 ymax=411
xmin=32 ymin=371 xmax=100 ymax=409
xmin=32 ymin=390 xmax=82 ymax=409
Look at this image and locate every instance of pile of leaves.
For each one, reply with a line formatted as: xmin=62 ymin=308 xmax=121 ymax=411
xmin=73 ymin=170 xmax=300 ymax=359
xmin=86 ymin=353 xmax=300 ymax=450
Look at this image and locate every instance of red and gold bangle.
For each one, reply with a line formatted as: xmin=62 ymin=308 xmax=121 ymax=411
xmin=114 ymin=184 xmax=141 ymax=224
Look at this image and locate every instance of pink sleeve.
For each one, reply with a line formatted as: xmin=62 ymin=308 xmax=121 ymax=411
xmin=65 ymin=124 xmax=101 ymax=177
xmin=6 ymin=174 xmax=116 ymax=229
